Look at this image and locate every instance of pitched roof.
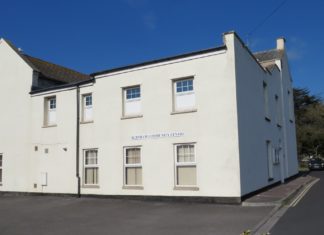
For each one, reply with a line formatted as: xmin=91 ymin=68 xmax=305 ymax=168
xmin=23 ymin=55 xmax=91 ymax=83
xmin=3 ymin=39 xmax=91 ymax=84
xmin=253 ymin=49 xmax=284 ymax=62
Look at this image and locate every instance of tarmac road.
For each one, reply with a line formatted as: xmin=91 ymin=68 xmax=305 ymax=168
xmin=0 ymin=194 xmax=272 ymax=235
xmin=270 ymin=171 xmax=324 ymax=234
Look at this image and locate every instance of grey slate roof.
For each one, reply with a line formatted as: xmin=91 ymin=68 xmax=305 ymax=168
xmin=253 ymin=49 xmax=284 ymax=62
xmin=4 ymin=39 xmax=91 ymax=84
xmin=23 ymin=55 xmax=91 ymax=83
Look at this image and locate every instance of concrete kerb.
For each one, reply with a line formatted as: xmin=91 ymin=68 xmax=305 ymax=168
xmin=250 ymin=177 xmax=319 ymax=234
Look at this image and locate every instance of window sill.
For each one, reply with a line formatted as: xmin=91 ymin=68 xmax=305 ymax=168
xmin=122 ymin=185 xmax=144 ymax=190
xmin=171 ymin=109 xmax=197 ymax=115
xmin=265 ymin=117 xmax=271 ymax=122
xmin=80 ymin=120 xmax=94 ymax=125
xmin=121 ymin=115 xmax=143 ymax=120
xmin=174 ymin=186 xmax=199 ymax=191
xmin=42 ymin=124 xmax=57 ymax=128
xmin=82 ymin=185 xmax=100 ymax=189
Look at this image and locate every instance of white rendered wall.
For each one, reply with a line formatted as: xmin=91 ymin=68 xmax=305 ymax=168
xmin=0 ymin=39 xmax=33 ymax=192
xmin=28 ymin=40 xmax=241 ymax=197
xmin=233 ymin=35 xmax=298 ymax=196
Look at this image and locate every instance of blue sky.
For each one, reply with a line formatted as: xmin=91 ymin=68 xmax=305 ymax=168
xmin=0 ymin=0 xmax=323 ymax=96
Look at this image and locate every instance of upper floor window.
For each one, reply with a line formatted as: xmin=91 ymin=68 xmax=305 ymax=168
xmin=0 ymin=154 xmax=3 ymax=184
xmin=173 ymin=78 xmax=196 ymax=112
xmin=263 ymin=81 xmax=270 ymax=120
xmin=44 ymin=96 xmax=56 ymax=126
xmin=288 ymin=90 xmax=294 ymax=121
xmin=82 ymin=94 xmax=93 ymax=122
xmin=123 ymin=86 xmax=141 ymax=117
xmin=275 ymin=95 xmax=282 ymax=126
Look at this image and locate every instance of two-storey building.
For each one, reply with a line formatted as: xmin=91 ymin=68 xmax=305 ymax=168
xmin=0 ymin=32 xmax=298 ymax=203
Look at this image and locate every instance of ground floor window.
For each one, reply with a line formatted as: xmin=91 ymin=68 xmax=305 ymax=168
xmin=124 ymin=147 xmax=142 ymax=186
xmin=266 ymin=141 xmax=274 ymax=180
xmin=175 ymin=144 xmax=197 ymax=186
xmin=84 ymin=149 xmax=98 ymax=185
xmin=0 ymin=154 xmax=2 ymax=184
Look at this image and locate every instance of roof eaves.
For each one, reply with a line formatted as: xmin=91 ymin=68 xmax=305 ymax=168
xmin=30 ymin=78 xmax=95 ymax=95
xmin=91 ymin=45 xmax=227 ymax=77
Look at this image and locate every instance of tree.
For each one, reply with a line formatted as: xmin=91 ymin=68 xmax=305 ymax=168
xmin=293 ymin=88 xmax=324 ymax=159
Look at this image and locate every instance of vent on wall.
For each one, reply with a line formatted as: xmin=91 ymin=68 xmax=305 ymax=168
xmin=44 ymin=148 xmax=49 ymax=154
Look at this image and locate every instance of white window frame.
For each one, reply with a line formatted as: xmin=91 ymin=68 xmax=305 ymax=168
xmin=174 ymin=143 xmax=197 ymax=187
xmin=123 ymin=146 xmax=142 ymax=186
xmin=173 ymin=77 xmax=196 ymax=112
xmin=82 ymin=93 xmax=93 ymax=122
xmin=83 ymin=149 xmax=99 ymax=186
xmin=122 ymin=85 xmax=142 ymax=117
xmin=44 ymin=96 xmax=56 ymax=126
xmin=0 ymin=153 xmax=3 ymax=185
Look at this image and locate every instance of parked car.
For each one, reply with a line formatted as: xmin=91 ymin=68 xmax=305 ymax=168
xmin=308 ymin=158 xmax=324 ymax=170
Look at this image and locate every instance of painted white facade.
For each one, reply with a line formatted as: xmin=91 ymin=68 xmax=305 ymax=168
xmin=0 ymin=32 xmax=298 ymax=202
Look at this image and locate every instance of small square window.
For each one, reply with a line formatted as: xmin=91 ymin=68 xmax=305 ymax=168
xmin=126 ymin=87 xmax=141 ymax=100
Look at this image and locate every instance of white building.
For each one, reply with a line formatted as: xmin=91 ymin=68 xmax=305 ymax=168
xmin=0 ymin=32 xmax=298 ymax=203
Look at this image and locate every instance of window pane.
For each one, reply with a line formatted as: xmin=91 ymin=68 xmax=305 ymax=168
xmin=126 ymin=167 xmax=142 ymax=185
xmin=177 ymin=166 xmax=196 ymax=185
xmin=177 ymin=145 xmax=194 ymax=162
xmin=126 ymin=148 xmax=141 ymax=164
xmin=48 ymin=98 xmax=56 ymax=109
xmin=0 ymin=155 xmax=2 ymax=167
xmin=85 ymin=150 xmax=97 ymax=165
xmin=85 ymin=95 xmax=92 ymax=106
xmin=175 ymin=79 xmax=193 ymax=93
xmin=85 ymin=167 xmax=98 ymax=184
xmin=0 ymin=169 xmax=2 ymax=183
xmin=126 ymin=87 xmax=141 ymax=100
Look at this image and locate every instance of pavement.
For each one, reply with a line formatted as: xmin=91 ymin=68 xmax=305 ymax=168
xmin=242 ymin=173 xmax=316 ymax=207
xmin=0 ymin=173 xmax=318 ymax=235
xmin=241 ymin=172 xmax=319 ymax=234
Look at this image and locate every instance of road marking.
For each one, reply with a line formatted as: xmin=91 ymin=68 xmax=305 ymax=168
xmin=289 ymin=178 xmax=320 ymax=207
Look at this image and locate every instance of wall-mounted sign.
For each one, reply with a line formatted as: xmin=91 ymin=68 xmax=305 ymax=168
xmin=131 ymin=132 xmax=184 ymax=141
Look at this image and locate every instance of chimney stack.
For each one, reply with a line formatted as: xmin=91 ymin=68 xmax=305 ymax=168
xmin=276 ymin=37 xmax=286 ymax=50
